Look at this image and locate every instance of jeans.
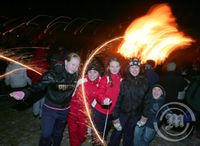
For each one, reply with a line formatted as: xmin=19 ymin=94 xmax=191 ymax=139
xmin=39 ymin=105 xmax=68 ymax=146
xmin=92 ymin=108 xmax=112 ymax=146
xmin=108 ymin=112 xmax=140 ymax=146
xmin=134 ymin=126 xmax=156 ymax=146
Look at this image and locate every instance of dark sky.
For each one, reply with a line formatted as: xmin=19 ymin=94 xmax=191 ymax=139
xmin=1 ymin=0 xmax=200 ymax=37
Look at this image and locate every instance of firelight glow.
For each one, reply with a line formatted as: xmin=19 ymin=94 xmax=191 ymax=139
xmin=117 ymin=3 xmax=194 ymax=64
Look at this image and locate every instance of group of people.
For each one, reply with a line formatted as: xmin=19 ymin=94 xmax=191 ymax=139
xmin=9 ymin=51 xmax=190 ymax=146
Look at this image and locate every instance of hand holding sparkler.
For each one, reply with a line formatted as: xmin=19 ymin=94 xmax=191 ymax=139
xmin=103 ymin=98 xmax=112 ymax=106
xmin=9 ymin=91 xmax=25 ymax=100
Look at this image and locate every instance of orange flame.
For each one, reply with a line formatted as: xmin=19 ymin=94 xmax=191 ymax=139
xmin=117 ymin=3 xmax=194 ymax=64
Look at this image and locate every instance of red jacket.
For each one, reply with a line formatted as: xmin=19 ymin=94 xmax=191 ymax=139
xmin=69 ymin=75 xmax=101 ymax=117
xmin=68 ymin=75 xmax=101 ymax=146
xmin=92 ymin=73 xmax=122 ymax=114
xmin=27 ymin=48 xmax=49 ymax=84
xmin=27 ymin=59 xmax=49 ymax=84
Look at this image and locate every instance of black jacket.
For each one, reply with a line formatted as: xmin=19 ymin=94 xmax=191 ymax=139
xmin=112 ymin=72 xmax=149 ymax=119
xmin=145 ymin=93 xmax=166 ymax=128
xmin=24 ymin=63 xmax=78 ymax=108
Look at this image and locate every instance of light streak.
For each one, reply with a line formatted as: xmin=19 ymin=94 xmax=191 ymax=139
xmin=81 ymin=36 xmax=123 ymax=146
xmin=26 ymin=15 xmax=52 ymax=26
xmin=0 ymin=54 xmax=42 ymax=76
xmin=0 ymin=68 xmax=26 ymax=79
xmin=43 ymin=21 xmax=69 ymax=34
xmin=2 ymin=22 xmax=26 ymax=36
xmin=79 ymin=19 xmax=103 ymax=33
xmin=46 ymin=16 xmax=71 ymax=29
xmin=63 ymin=17 xmax=87 ymax=31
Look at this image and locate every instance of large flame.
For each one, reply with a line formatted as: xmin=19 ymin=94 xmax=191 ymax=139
xmin=117 ymin=3 xmax=194 ymax=64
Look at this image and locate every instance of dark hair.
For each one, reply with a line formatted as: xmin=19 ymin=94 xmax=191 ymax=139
xmin=106 ymin=57 xmax=121 ymax=87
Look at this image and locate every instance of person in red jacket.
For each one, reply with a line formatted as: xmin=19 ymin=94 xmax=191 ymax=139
xmin=91 ymin=56 xmax=122 ymax=146
xmin=68 ymin=58 xmax=104 ymax=146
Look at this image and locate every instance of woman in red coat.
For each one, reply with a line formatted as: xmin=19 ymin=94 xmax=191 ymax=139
xmin=68 ymin=58 xmax=104 ymax=146
xmin=91 ymin=57 xmax=122 ymax=146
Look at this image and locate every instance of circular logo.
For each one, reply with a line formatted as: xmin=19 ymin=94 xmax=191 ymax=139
xmin=154 ymin=102 xmax=196 ymax=142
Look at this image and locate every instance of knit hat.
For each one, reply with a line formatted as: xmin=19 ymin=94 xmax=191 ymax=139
xmin=129 ymin=57 xmax=141 ymax=67
xmin=153 ymin=82 xmax=166 ymax=97
xmin=167 ymin=62 xmax=176 ymax=71
xmin=146 ymin=59 xmax=155 ymax=68
xmin=87 ymin=58 xmax=104 ymax=76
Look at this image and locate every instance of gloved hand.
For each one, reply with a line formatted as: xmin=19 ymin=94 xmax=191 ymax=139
xmin=103 ymin=98 xmax=112 ymax=106
xmin=113 ymin=118 xmax=122 ymax=131
xmin=9 ymin=91 xmax=25 ymax=100
xmin=136 ymin=116 xmax=147 ymax=127
xmin=87 ymin=127 xmax=92 ymax=136
xmin=136 ymin=120 xmax=146 ymax=127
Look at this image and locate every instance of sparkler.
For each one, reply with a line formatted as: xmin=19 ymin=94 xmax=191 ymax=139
xmin=0 ymin=54 xmax=42 ymax=76
xmin=0 ymin=47 xmax=47 ymax=78
xmin=81 ymin=36 xmax=123 ymax=146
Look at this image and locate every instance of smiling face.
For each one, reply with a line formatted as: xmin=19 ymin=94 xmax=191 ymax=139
xmin=152 ymin=86 xmax=163 ymax=99
xmin=65 ymin=57 xmax=80 ymax=74
xmin=108 ymin=60 xmax=121 ymax=74
xmin=129 ymin=65 xmax=140 ymax=77
xmin=87 ymin=69 xmax=99 ymax=81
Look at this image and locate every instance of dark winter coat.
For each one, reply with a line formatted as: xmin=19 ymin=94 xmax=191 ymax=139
xmin=160 ymin=71 xmax=188 ymax=102
xmin=23 ymin=63 xmax=78 ymax=108
xmin=145 ymin=92 xmax=166 ymax=129
xmin=112 ymin=72 xmax=149 ymax=120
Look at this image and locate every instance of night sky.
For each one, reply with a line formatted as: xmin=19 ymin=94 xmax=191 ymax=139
xmin=1 ymin=0 xmax=200 ymax=32
xmin=1 ymin=0 xmax=200 ymax=42
xmin=0 ymin=0 xmax=200 ymax=66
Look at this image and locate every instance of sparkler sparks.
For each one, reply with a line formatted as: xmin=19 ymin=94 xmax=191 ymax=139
xmin=0 ymin=47 xmax=44 ymax=79
xmin=81 ymin=36 xmax=123 ymax=146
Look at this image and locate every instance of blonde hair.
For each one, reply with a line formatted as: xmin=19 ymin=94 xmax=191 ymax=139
xmin=64 ymin=52 xmax=80 ymax=62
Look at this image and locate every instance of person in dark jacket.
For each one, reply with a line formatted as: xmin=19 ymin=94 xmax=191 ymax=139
xmin=134 ymin=83 xmax=166 ymax=146
xmin=144 ymin=59 xmax=159 ymax=87
xmin=10 ymin=52 xmax=81 ymax=146
xmin=160 ymin=61 xmax=188 ymax=103
xmin=108 ymin=57 xmax=149 ymax=146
